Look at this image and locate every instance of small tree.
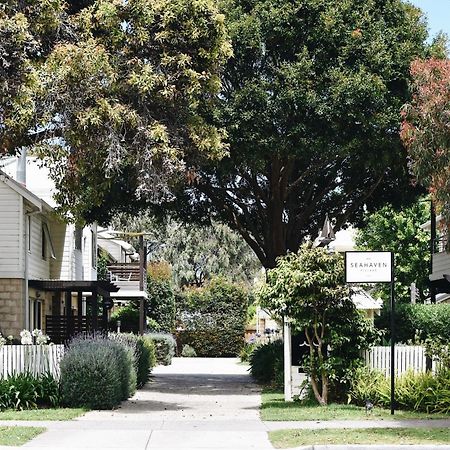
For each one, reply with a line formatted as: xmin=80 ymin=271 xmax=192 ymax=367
xmin=259 ymin=245 xmax=355 ymax=406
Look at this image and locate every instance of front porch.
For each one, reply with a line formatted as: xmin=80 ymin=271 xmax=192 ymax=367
xmin=29 ymin=280 xmax=119 ymax=344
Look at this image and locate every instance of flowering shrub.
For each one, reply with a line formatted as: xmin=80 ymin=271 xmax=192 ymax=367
xmin=19 ymin=329 xmax=50 ymax=345
xmin=20 ymin=330 xmax=32 ymax=345
xmin=0 ymin=333 xmax=6 ymax=347
xmin=33 ymin=329 xmax=50 ymax=345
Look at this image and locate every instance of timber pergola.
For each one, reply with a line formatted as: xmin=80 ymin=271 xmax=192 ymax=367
xmin=29 ymin=280 xmax=119 ymax=342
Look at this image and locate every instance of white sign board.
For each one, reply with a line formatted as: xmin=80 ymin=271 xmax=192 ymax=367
xmin=345 ymin=251 xmax=393 ymax=283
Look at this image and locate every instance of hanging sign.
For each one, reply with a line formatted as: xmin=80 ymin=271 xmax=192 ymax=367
xmin=345 ymin=251 xmax=393 ymax=283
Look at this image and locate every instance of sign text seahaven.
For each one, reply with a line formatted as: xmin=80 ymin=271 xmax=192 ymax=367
xmin=345 ymin=251 xmax=393 ymax=283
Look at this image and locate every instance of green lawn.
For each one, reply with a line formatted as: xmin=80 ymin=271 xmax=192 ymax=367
xmin=0 ymin=426 xmax=45 ymax=446
xmin=269 ymin=428 xmax=450 ymax=448
xmin=0 ymin=408 xmax=87 ymax=421
xmin=261 ymin=390 xmax=448 ymax=421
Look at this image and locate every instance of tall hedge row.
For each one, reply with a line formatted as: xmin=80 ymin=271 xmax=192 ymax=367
xmin=376 ymin=303 xmax=450 ymax=343
xmin=176 ymin=278 xmax=249 ymax=357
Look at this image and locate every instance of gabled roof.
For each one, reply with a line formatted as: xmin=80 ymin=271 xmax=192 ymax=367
xmin=0 ymin=169 xmax=53 ymax=213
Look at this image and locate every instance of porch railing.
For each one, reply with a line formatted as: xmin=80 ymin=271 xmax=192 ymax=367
xmin=45 ymin=316 xmax=105 ymax=344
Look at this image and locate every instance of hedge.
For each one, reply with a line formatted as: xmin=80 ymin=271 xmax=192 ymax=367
xmin=248 ymin=340 xmax=283 ymax=386
xmin=175 ymin=278 xmax=248 ymax=357
xmin=376 ymin=303 xmax=450 ymax=343
xmin=146 ymin=333 xmax=176 ymax=365
xmin=60 ymin=335 xmax=135 ymax=409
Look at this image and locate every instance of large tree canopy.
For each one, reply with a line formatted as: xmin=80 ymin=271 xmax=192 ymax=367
xmin=0 ymin=0 xmax=65 ymax=152
xmin=177 ymin=0 xmax=431 ymax=268
xmin=401 ymin=59 xmax=450 ymax=219
xmin=2 ymin=0 xmax=436 ymax=268
xmin=1 ymin=0 xmax=231 ymax=219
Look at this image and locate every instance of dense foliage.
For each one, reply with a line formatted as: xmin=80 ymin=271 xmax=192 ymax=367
xmin=152 ymin=221 xmax=261 ymax=287
xmin=146 ymin=333 xmax=176 ymax=366
xmin=0 ymin=372 xmax=60 ymax=410
xmin=162 ymin=0 xmax=432 ymax=268
xmin=176 ymin=278 xmax=249 ymax=357
xmin=146 ymin=275 xmax=176 ymax=333
xmin=349 ymin=367 xmax=450 ymax=414
xmin=109 ymin=305 xmax=140 ymax=334
xmin=401 ymin=59 xmax=450 ymax=219
xmin=109 ymin=332 xmax=156 ymax=389
xmin=0 ymin=0 xmax=65 ymax=154
xmin=259 ymin=245 xmax=377 ymax=405
xmin=376 ymin=303 xmax=450 ymax=344
xmin=249 ymin=341 xmax=283 ymax=386
xmin=355 ymin=200 xmax=430 ymax=303
xmin=60 ymin=335 xmax=135 ymax=409
xmin=111 ymin=214 xmax=262 ymax=287
xmin=2 ymin=0 xmax=231 ymax=223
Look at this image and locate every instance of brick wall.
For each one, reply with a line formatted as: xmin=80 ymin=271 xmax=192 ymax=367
xmin=0 ymin=278 xmax=25 ymax=338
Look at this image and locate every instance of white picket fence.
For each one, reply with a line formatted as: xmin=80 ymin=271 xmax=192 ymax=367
xmin=364 ymin=345 xmax=438 ymax=377
xmin=0 ymin=345 xmax=65 ymax=379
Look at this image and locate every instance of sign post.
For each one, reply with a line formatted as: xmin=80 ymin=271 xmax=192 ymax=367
xmin=345 ymin=251 xmax=395 ymax=415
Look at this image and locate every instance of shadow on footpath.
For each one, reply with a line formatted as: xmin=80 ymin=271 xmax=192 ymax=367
xmin=144 ymin=373 xmax=260 ymax=396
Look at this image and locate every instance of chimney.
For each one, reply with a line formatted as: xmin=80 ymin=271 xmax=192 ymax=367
xmin=16 ymin=148 xmax=26 ymax=186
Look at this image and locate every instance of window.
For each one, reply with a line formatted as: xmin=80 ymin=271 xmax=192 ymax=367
xmin=29 ymin=299 xmax=42 ymax=330
xmin=75 ymin=226 xmax=83 ymax=250
xmin=41 ymin=226 xmax=47 ymax=259
xmin=91 ymin=230 xmax=97 ymax=268
xmin=27 ymin=216 xmax=31 ymax=252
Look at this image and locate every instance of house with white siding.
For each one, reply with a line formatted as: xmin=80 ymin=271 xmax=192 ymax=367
xmin=421 ymin=214 xmax=450 ymax=304
xmin=0 ymin=156 xmax=118 ymax=342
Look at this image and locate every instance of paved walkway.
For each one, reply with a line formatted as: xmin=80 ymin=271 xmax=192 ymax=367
xmin=7 ymin=358 xmax=274 ymax=450
xmin=1 ymin=358 xmax=449 ymax=450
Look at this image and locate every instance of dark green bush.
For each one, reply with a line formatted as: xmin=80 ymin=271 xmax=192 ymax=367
xmin=108 ymin=332 xmax=153 ymax=394
xmin=60 ymin=335 xmax=133 ymax=409
xmin=0 ymin=372 xmax=60 ymax=410
xmin=146 ymin=333 xmax=176 ymax=365
xmin=135 ymin=336 xmax=157 ymax=388
xmin=147 ymin=277 xmax=176 ymax=333
xmin=239 ymin=342 xmax=257 ymax=363
xmin=249 ymin=340 xmax=284 ymax=386
xmin=109 ymin=305 xmax=139 ymax=333
xmin=176 ymin=278 xmax=249 ymax=357
xmin=376 ymin=304 xmax=450 ymax=343
xmin=181 ymin=344 xmax=197 ymax=357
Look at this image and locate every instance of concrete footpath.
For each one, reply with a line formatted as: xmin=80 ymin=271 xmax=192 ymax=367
xmin=0 ymin=358 xmax=449 ymax=450
xmin=2 ymin=358 xmax=273 ymax=450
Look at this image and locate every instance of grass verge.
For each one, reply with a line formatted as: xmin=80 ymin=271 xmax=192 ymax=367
xmin=269 ymin=428 xmax=450 ymax=448
xmin=261 ymin=390 xmax=448 ymax=421
xmin=0 ymin=426 xmax=45 ymax=446
xmin=0 ymin=408 xmax=88 ymax=421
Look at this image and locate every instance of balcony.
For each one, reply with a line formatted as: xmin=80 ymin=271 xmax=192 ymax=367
xmin=106 ymin=263 xmax=146 ymax=295
xmin=431 ymin=235 xmax=450 ymax=282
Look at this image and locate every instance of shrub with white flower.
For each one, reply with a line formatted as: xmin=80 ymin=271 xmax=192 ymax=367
xmin=0 ymin=333 xmax=6 ymax=347
xmin=20 ymin=330 xmax=33 ymax=345
xmin=35 ymin=331 xmax=50 ymax=345
xmin=20 ymin=329 xmax=50 ymax=345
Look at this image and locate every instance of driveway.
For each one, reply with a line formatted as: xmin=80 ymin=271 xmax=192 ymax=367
xmin=20 ymin=358 xmax=274 ymax=450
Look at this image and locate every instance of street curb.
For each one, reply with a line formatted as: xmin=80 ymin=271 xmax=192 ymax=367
xmin=290 ymin=446 xmax=450 ymax=450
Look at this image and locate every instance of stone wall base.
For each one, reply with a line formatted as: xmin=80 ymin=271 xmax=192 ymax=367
xmin=0 ymin=278 xmax=25 ymax=338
